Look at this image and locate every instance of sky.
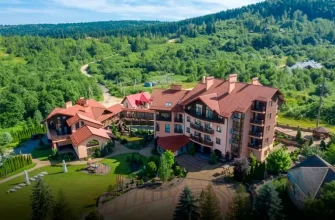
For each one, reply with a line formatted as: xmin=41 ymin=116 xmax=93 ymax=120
xmin=0 ymin=0 xmax=263 ymax=25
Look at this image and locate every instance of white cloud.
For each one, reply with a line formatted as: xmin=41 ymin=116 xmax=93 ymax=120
xmin=52 ymin=0 xmax=264 ymax=20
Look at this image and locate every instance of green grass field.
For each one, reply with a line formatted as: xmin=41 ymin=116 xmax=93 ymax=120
xmin=31 ymin=147 xmax=53 ymax=161
xmin=0 ymin=153 xmax=144 ymax=220
xmin=278 ymin=115 xmax=335 ymax=133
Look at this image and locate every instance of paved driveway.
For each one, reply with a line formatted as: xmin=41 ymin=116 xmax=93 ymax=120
xmin=99 ymin=155 xmax=235 ymax=220
xmin=98 ymin=178 xmax=233 ymax=220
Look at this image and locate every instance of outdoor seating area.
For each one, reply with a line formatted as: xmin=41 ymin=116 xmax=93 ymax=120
xmin=6 ymin=171 xmax=48 ymax=193
xmin=81 ymin=159 xmax=111 ymax=175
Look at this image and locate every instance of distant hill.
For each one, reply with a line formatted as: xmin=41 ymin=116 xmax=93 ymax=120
xmin=0 ymin=0 xmax=335 ymax=38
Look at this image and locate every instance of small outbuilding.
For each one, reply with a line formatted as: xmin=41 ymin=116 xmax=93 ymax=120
xmin=312 ymin=127 xmax=330 ymax=139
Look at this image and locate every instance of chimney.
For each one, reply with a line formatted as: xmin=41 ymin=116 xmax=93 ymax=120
xmin=206 ymin=76 xmax=214 ymax=90
xmin=170 ymin=84 xmax=182 ymax=91
xmin=252 ymin=77 xmax=262 ymax=86
xmin=228 ymin=74 xmax=237 ymax=94
xmin=201 ymin=76 xmax=206 ymax=84
xmin=65 ymin=101 xmax=72 ymax=109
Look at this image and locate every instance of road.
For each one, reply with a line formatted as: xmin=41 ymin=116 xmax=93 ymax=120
xmin=80 ymin=57 xmax=122 ymax=107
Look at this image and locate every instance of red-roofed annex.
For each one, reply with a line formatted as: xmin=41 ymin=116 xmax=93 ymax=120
xmin=44 ymin=97 xmax=120 ymax=159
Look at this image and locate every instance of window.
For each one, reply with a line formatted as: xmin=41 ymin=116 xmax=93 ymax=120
xmin=165 ymin=102 xmax=172 ymax=107
xmin=268 ymin=113 xmax=272 ymax=119
xmin=81 ymin=121 xmax=85 ymax=127
xmin=206 ymin=106 xmax=213 ymax=119
xmin=187 ymin=116 xmax=190 ymax=122
xmin=269 ymin=101 xmax=273 ymax=106
xmin=194 ymin=131 xmax=200 ymax=137
xmin=196 ymin=104 xmax=202 ymax=116
xmin=187 ymin=127 xmax=190 ymax=133
xmin=217 ymin=126 xmax=221 ymax=132
xmin=156 ymin=123 xmax=160 ymax=131
xmin=75 ymin=122 xmax=80 ymax=129
xmin=216 ymin=138 xmax=221 ymax=145
xmin=62 ymin=116 xmax=66 ymax=119
xmin=205 ymin=122 xmax=212 ymax=129
xmin=195 ymin=119 xmax=201 ymax=126
xmin=165 ymin=124 xmax=170 ymax=133
xmin=266 ymin=126 xmax=270 ymax=132
xmin=204 ymin=134 xmax=211 ymax=141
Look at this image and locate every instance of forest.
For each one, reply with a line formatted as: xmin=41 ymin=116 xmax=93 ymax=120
xmin=1 ymin=0 xmax=335 ymax=130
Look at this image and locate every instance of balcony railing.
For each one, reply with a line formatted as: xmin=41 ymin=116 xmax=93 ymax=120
xmin=248 ymin=143 xmax=263 ymax=150
xmin=174 ymin=117 xmax=184 ymax=123
xmin=251 ymin=106 xmax=266 ymax=113
xmin=156 ymin=116 xmax=171 ymax=122
xmin=174 ymin=128 xmax=183 ymax=134
xmin=185 ymin=109 xmax=225 ymax=123
xmin=204 ymin=127 xmax=214 ymax=134
xmin=233 ymin=117 xmax=242 ymax=122
xmin=250 ymin=119 xmax=264 ymax=126
xmin=190 ymin=134 xmax=213 ymax=147
xmin=190 ymin=122 xmax=203 ymax=132
xmin=249 ymin=131 xmax=263 ymax=138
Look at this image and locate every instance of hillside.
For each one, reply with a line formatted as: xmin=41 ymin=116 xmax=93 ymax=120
xmin=1 ymin=0 xmax=335 ymax=130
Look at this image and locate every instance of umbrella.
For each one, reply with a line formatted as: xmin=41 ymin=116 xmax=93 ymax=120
xmin=24 ymin=170 xmax=30 ymax=185
xmin=62 ymin=160 xmax=68 ymax=173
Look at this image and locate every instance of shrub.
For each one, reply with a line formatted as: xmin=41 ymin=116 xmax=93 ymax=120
xmin=146 ymin=161 xmax=157 ymax=176
xmin=296 ymin=129 xmax=302 ymax=141
xmin=266 ymin=148 xmax=292 ymax=174
xmin=174 ymin=166 xmax=182 ymax=176
xmin=0 ymin=132 xmax=13 ymax=145
xmin=209 ymin=151 xmax=217 ymax=164
xmin=309 ymin=137 xmax=314 ymax=146
xmin=232 ymin=157 xmax=250 ymax=182
xmin=120 ymin=138 xmax=128 ymax=145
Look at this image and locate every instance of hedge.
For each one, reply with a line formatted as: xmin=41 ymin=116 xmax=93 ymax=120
xmin=11 ymin=125 xmax=47 ymax=143
xmin=0 ymin=154 xmax=33 ymax=177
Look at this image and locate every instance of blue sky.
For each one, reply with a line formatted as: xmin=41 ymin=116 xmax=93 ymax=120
xmin=0 ymin=0 xmax=263 ymax=25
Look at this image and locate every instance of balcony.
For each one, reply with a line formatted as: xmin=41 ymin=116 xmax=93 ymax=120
xmin=249 ymin=131 xmax=263 ymax=139
xmin=250 ymin=119 xmax=264 ymax=126
xmin=248 ymin=143 xmax=263 ymax=150
xmin=185 ymin=109 xmax=224 ymax=124
xmin=204 ymin=127 xmax=214 ymax=134
xmin=174 ymin=128 xmax=183 ymax=134
xmin=251 ymin=106 xmax=266 ymax=113
xmin=174 ymin=117 xmax=183 ymax=123
xmin=233 ymin=130 xmax=242 ymax=135
xmin=156 ymin=116 xmax=171 ymax=122
xmin=190 ymin=134 xmax=213 ymax=147
xmin=233 ymin=117 xmax=242 ymax=123
xmin=190 ymin=122 xmax=204 ymax=132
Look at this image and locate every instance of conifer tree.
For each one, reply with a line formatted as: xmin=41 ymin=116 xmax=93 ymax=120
xmin=199 ymin=184 xmax=221 ymax=220
xmin=52 ymin=189 xmax=75 ymax=220
xmin=253 ymin=183 xmax=283 ymax=220
xmin=31 ymin=178 xmax=54 ymax=220
xmin=173 ymin=187 xmax=199 ymax=220
xmin=226 ymin=185 xmax=252 ymax=220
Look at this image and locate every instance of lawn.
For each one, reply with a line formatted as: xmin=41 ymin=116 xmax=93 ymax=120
xmin=120 ymin=135 xmax=143 ymax=142
xmin=0 ymin=153 xmax=144 ymax=220
xmin=278 ymin=115 xmax=335 ymax=133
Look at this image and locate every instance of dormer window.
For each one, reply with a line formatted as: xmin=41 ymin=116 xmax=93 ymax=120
xmin=165 ymin=102 xmax=172 ymax=107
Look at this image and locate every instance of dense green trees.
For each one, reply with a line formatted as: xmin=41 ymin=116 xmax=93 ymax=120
xmin=266 ymin=148 xmax=292 ymax=173
xmin=233 ymin=157 xmax=250 ymax=182
xmin=31 ymin=179 xmax=54 ymax=220
xmin=226 ymin=185 xmax=252 ymax=220
xmin=0 ymin=154 xmax=33 ymax=177
xmin=173 ymin=187 xmax=199 ymax=220
xmin=199 ymin=184 xmax=221 ymax=220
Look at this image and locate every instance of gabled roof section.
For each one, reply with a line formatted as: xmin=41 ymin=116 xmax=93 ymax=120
xmin=107 ymin=104 xmax=123 ymax=115
xmin=70 ymin=125 xmax=112 ymax=146
xmin=180 ymin=78 xmax=280 ymax=118
xmin=157 ymin=135 xmax=190 ymax=152
xmin=288 ymin=155 xmax=335 ymax=198
xmin=313 ymin=127 xmax=329 ymax=134
xmin=122 ymin=92 xmax=151 ymax=108
xmin=66 ymin=113 xmax=102 ymax=127
xmin=150 ymin=88 xmax=189 ymax=112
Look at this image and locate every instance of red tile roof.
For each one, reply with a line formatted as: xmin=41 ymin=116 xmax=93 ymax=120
xmin=157 ymin=135 xmax=190 ymax=152
xmin=181 ymin=78 xmax=283 ymax=118
xmin=70 ymin=125 xmax=112 ymax=146
xmin=122 ymin=92 xmax=151 ymax=108
xmin=107 ymin=104 xmax=123 ymax=115
xmin=44 ymin=98 xmax=116 ymax=125
xmin=150 ymin=88 xmax=189 ymax=112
